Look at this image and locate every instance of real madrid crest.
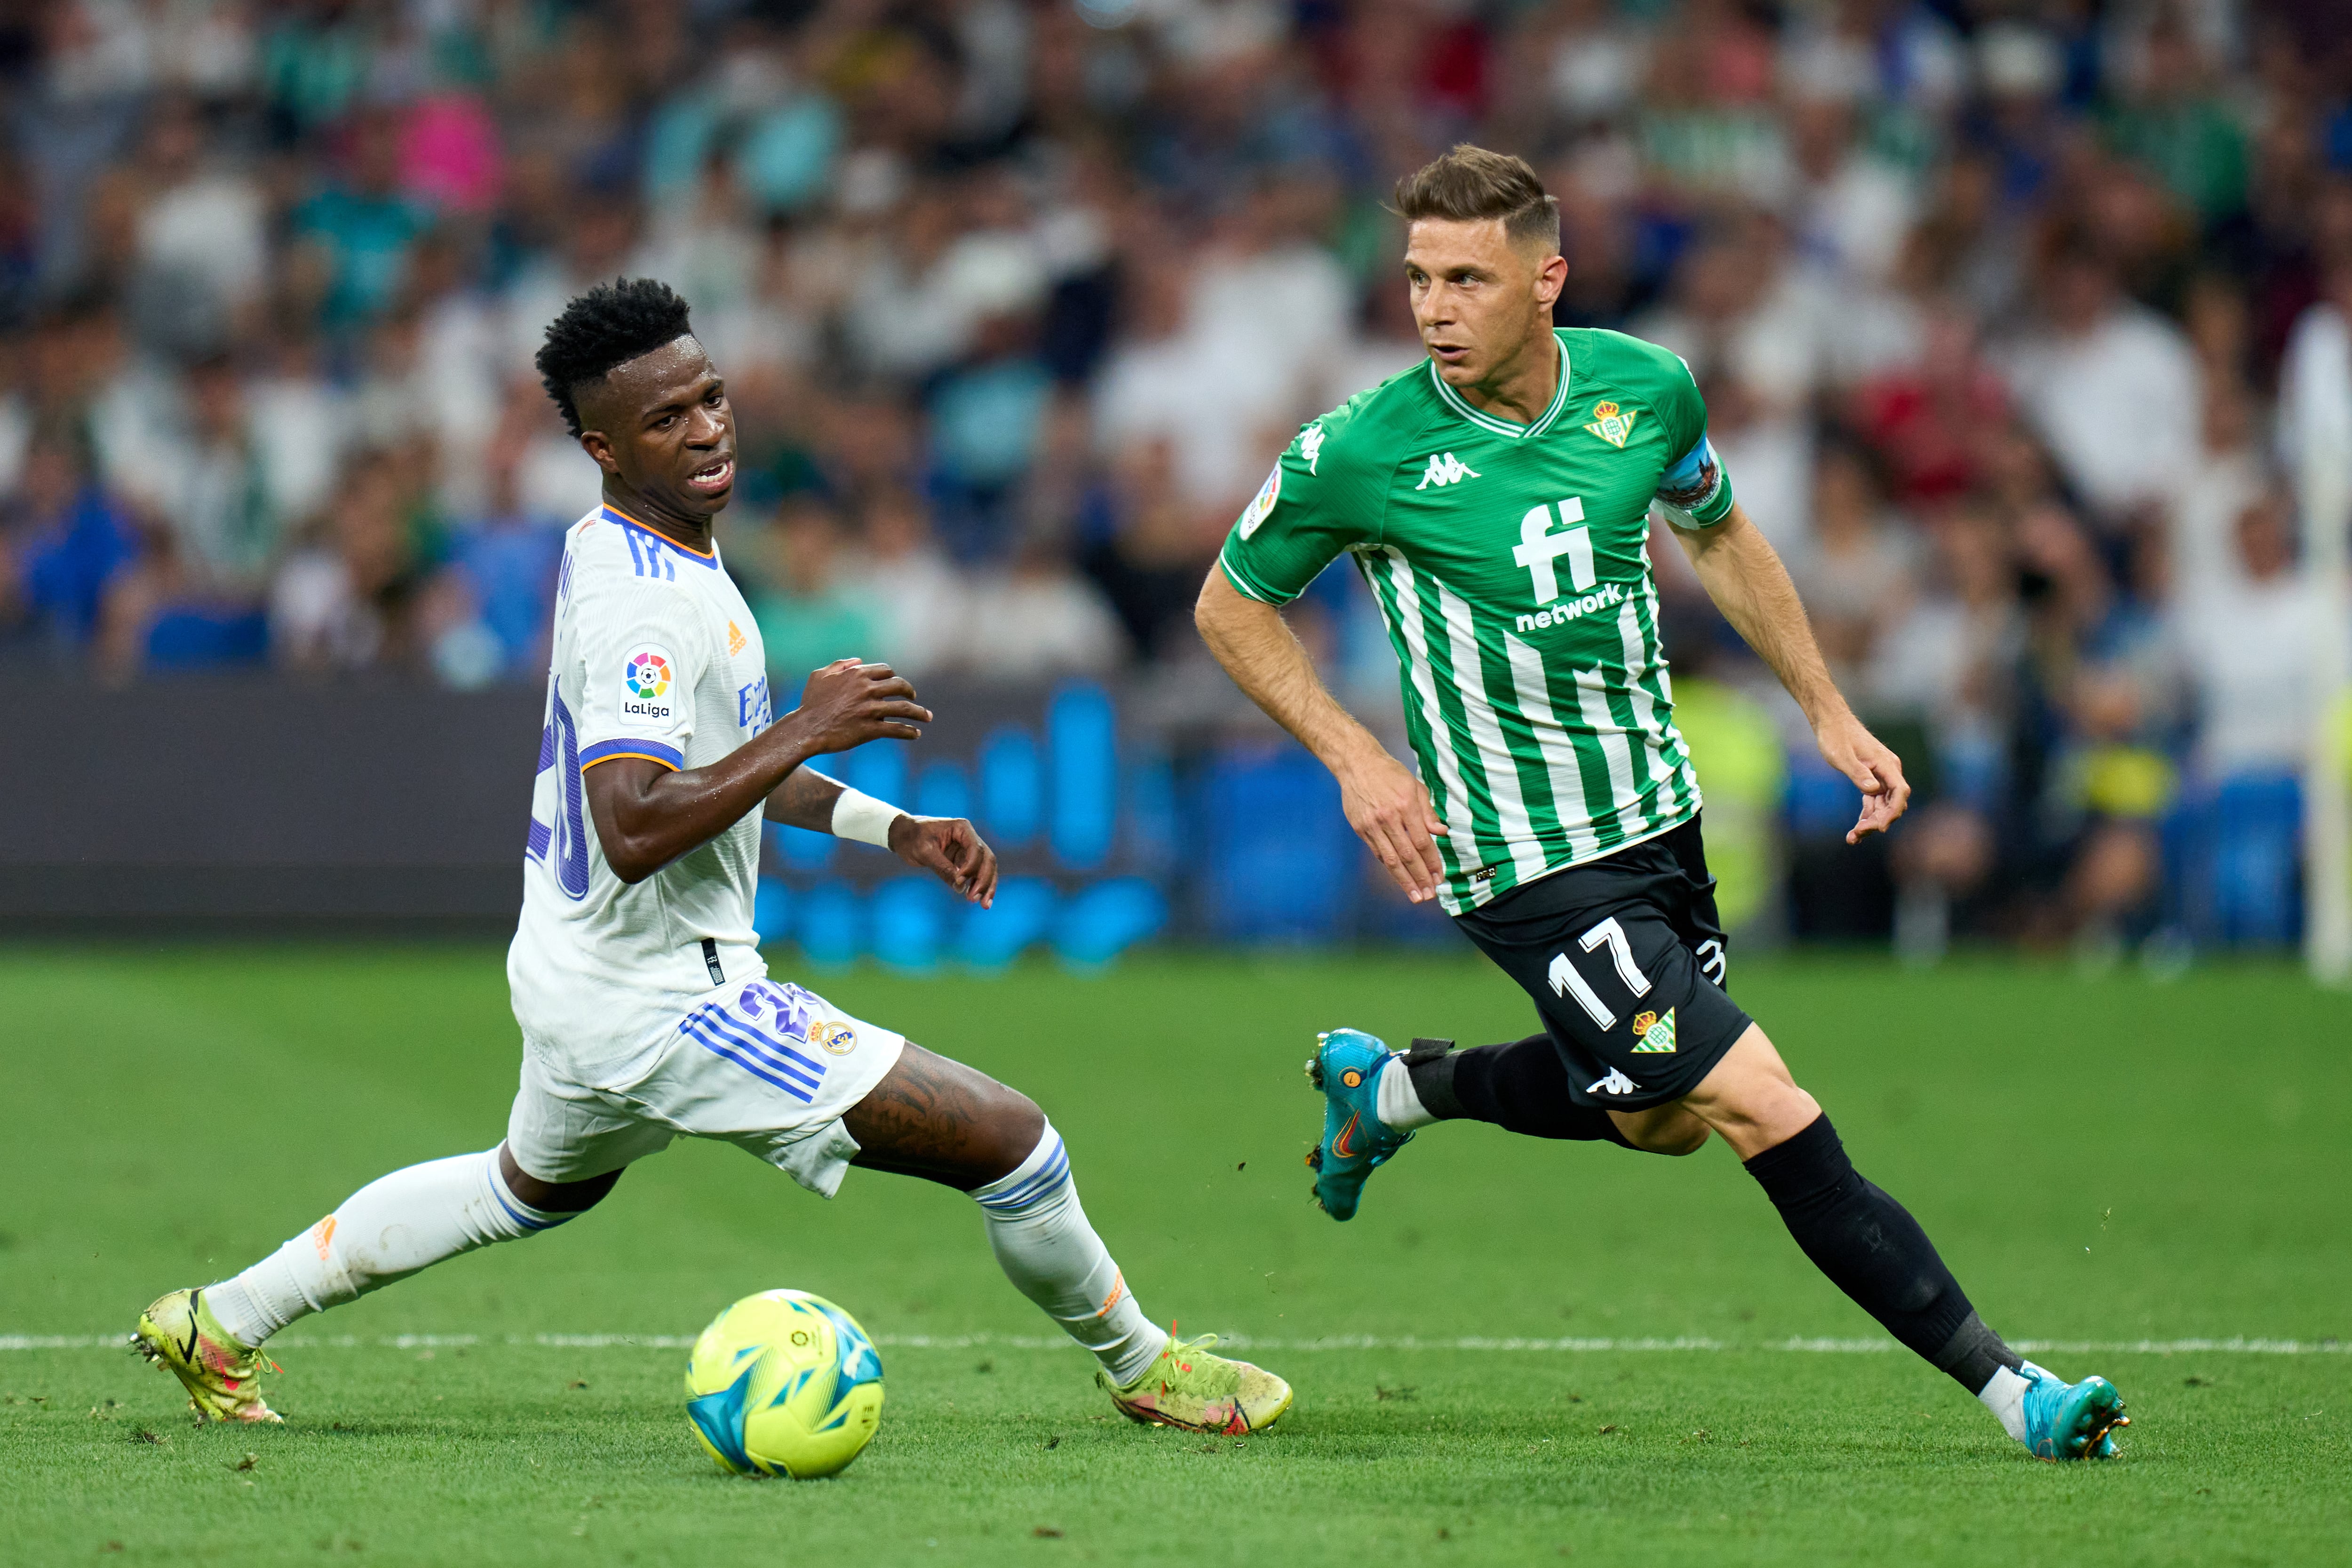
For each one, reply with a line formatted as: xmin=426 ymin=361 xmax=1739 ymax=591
xmin=1584 ymin=400 xmax=1639 ymax=448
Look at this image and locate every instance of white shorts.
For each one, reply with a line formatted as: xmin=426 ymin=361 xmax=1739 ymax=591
xmin=505 ymin=975 xmax=905 ymax=1198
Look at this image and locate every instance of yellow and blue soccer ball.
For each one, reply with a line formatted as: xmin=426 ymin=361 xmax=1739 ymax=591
xmin=684 ymin=1289 xmax=885 ymax=1478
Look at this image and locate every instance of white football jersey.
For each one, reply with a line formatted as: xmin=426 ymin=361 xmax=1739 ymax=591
xmin=509 ymin=502 xmax=777 ymax=1053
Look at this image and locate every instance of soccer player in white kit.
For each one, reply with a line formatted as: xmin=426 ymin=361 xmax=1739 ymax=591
xmin=133 ymin=279 xmax=1292 ymax=1438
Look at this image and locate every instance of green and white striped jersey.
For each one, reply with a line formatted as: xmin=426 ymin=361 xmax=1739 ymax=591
xmin=1219 ymin=328 xmax=1737 ymax=914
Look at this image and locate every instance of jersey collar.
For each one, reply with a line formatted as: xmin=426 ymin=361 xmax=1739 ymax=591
xmin=601 ymin=503 xmax=720 ymax=567
xmin=1427 ymin=331 xmax=1573 ymax=440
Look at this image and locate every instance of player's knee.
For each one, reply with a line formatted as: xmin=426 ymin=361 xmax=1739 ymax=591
xmin=499 ymin=1145 xmax=624 ymax=1214
xmin=1644 ymin=1120 xmax=1711 ymax=1157
xmin=1621 ymin=1110 xmax=1710 ymax=1156
xmin=977 ymin=1085 xmax=1048 ymax=1174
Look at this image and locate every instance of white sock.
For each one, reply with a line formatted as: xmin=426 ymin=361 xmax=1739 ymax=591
xmin=1376 ymin=1057 xmax=1437 ymax=1131
xmin=971 ymin=1122 xmax=1164 ymax=1388
xmin=1977 ymin=1362 xmax=2035 ymax=1442
xmin=204 ymin=1148 xmax=570 ymax=1348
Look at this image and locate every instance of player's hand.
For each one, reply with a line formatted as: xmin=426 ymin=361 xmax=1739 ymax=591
xmin=889 ymin=815 xmax=999 ymax=908
xmin=791 ymin=657 xmax=931 ymax=755
xmin=1337 ymin=748 xmax=1448 ymax=904
xmin=1814 ymin=710 xmax=1910 ymax=843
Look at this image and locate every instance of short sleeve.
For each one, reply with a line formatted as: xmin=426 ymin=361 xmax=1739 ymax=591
xmin=573 ymin=575 xmax=707 ymax=772
xmin=1649 ymin=352 xmax=1736 ymax=529
xmin=1216 ymin=417 xmax=1380 ymax=605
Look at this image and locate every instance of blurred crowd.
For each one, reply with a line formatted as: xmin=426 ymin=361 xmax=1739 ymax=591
xmin=3 ymin=0 xmax=2351 ymax=948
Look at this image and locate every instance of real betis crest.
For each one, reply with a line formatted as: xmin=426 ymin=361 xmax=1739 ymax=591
xmin=1584 ymin=400 xmax=1638 ymax=448
xmin=1629 ymin=1007 xmax=1677 ymax=1054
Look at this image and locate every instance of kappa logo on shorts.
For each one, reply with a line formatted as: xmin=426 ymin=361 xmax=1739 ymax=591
xmin=1629 ymin=1007 xmax=1677 ymax=1054
xmin=1588 ymin=1067 xmax=1638 ymax=1096
xmin=809 ymin=1019 xmax=858 ymax=1055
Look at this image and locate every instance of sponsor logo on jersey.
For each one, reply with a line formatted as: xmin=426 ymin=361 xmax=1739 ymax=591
xmin=1583 ymin=400 xmax=1639 ymax=448
xmin=1415 ymin=452 xmax=1481 ymax=489
xmin=1238 ymin=462 xmax=1282 ymax=538
xmin=1514 ymin=581 xmax=1624 ymax=633
xmin=1300 ymin=422 xmax=1327 ymax=474
xmin=737 ymin=674 xmax=771 ymax=733
xmin=1630 ymin=1007 xmax=1677 ymax=1054
xmin=809 ymin=1019 xmax=858 ymax=1055
xmin=623 ymin=645 xmax=676 ymax=720
xmin=726 ymin=620 xmax=747 ymax=656
xmin=1588 ymin=1067 xmax=1638 ymax=1096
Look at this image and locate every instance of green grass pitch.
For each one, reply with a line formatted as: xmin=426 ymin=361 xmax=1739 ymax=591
xmin=1 ymin=946 xmax=2346 ymax=1566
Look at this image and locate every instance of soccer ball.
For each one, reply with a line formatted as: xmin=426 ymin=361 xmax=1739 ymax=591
xmin=684 ymin=1289 xmax=886 ymax=1478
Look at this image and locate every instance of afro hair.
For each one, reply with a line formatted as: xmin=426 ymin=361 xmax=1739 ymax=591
xmin=535 ymin=277 xmax=696 ymax=438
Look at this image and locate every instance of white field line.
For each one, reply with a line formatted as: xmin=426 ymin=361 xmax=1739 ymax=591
xmin=5 ymin=1332 xmax=2344 ymax=1355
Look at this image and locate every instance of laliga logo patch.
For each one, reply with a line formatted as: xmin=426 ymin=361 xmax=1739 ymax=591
xmin=625 ymin=649 xmax=671 ymax=698
xmin=623 ymin=645 xmax=675 ymax=719
xmin=809 ymin=1019 xmax=858 ymax=1055
xmin=1238 ymin=462 xmax=1281 ymax=538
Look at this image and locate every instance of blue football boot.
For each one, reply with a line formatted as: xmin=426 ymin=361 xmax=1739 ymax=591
xmin=1303 ymin=1029 xmax=1413 ymax=1221
xmin=2019 ymin=1361 xmax=2129 ymax=1460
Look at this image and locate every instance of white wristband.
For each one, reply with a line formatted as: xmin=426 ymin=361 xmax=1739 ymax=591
xmin=829 ymin=787 xmax=904 ymax=848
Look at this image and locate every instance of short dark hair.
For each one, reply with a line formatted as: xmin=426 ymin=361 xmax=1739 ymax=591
xmin=535 ymin=277 xmax=696 ymax=437
xmin=1391 ymin=145 xmax=1560 ymax=252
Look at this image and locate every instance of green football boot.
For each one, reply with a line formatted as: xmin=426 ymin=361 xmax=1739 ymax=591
xmin=2018 ymin=1361 xmax=2128 ymax=1461
xmin=1098 ymin=1334 xmax=1292 ymax=1434
xmin=133 ymin=1288 xmax=282 ymax=1424
xmin=1303 ymin=1028 xmax=1413 ymax=1221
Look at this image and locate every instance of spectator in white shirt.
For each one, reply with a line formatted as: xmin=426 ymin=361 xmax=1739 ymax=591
xmin=2175 ymin=491 xmax=2334 ymax=780
xmin=1999 ymin=239 xmax=2199 ymax=526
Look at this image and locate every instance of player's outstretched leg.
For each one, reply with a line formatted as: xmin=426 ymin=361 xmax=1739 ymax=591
xmin=1685 ymin=1027 xmax=2129 ymax=1462
xmin=133 ymin=1147 xmax=619 ymax=1422
xmin=844 ymin=1043 xmax=1292 ymax=1434
xmin=1304 ymin=1029 xmax=1707 ymax=1220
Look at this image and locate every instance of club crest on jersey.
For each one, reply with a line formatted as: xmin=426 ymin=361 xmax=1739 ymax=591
xmin=1300 ymin=422 xmax=1326 ymax=475
xmin=809 ymin=1019 xmax=858 ymax=1055
xmin=1584 ymin=400 xmax=1639 ymax=448
xmin=1630 ymin=1008 xmax=1678 ymax=1054
xmin=622 ymin=645 xmax=676 ymax=719
xmin=1416 ymin=452 xmax=1480 ymax=489
xmin=1238 ymin=462 xmax=1282 ymax=538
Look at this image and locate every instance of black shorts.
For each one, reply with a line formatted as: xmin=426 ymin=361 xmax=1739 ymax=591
xmin=1452 ymin=816 xmax=1753 ymax=1113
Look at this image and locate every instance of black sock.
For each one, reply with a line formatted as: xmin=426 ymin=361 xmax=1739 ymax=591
xmin=1407 ymin=1035 xmax=1633 ymax=1148
xmin=1742 ymin=1114 xmax=2022 ymax=1393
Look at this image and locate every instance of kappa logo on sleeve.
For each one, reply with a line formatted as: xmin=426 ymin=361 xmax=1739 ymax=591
xmin=622 ymin=645 xmax=677 ymax=721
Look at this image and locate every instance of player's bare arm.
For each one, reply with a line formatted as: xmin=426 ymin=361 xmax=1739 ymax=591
xmin=583 ymin=657 xmax=930 ymax=883
xmin=1672 ymin=503 xmax=1909 ymax=843
xmin=1194 ymin=571 xmax=1446 ymax=902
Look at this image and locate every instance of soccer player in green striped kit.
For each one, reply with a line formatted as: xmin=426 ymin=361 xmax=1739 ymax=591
xmin=1197 ymin=145 xmax=2128 ymax=1462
